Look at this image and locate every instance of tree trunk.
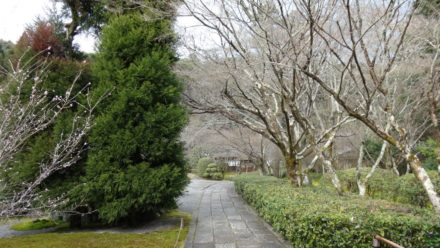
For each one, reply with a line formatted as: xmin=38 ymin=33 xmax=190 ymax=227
xmin=356 ymin=141 xmax=388 ymax=197
xmin=255 ymin=158 xmax=268 ymax=176
xmin=321 ymin=158 xmax=343 ymax=195
xmin=407 ymin=152 xmax=440 ymax=213
xmin=257 ymin=166 xmax=267 ymax=176
xmin=272 ymin=160 xmax=280 ymax=178
xmin=391 ymin=156 xmax=400 ymax=176
xmin=303 ymin=174 xmax=310 ymax=185
xmin=358 ymin=183 xmax=366 ymax=197
xmin=285 ymin=155 xmax=302 ymax=186
xmin=356 ymin=144 xmax=366 ymax=197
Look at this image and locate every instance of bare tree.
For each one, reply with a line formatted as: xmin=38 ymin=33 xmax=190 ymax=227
xmin=181 ymin=0 xmax=352 ymax=192
xmin=0 ymin=54 xmax=107 ymax=216
xmin=408 ymin=12 xmax=440 ymax=174
xmin=291 ymin=0 xmax=440 ymax=212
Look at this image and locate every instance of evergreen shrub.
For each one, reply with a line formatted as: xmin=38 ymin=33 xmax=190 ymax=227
xmin=203 ymin=163 xmax=223 ymax=180
xmin=71 ymin=13 xmax=188 ymax=224
xmin=196 ymin=157 xmax=213 ymax=176
xmin=234 ymin=175 xmax=440 ymax=248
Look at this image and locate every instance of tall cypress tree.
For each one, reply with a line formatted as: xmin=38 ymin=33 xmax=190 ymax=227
xmin=72 ymin=12 xmax=188 ymax=224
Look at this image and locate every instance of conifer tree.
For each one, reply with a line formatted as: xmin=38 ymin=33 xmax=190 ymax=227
xmin=73 ymin=12 xmax=188 ymax=223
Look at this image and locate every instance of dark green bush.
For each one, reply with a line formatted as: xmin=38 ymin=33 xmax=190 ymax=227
xmin=234 ymin=174 xmax=440 ymax=248
xmin=203 ymin=163 xmax=223 ymax=180
xmin=324 ymin=168 xmax=440 ymax=208
xmin=197 ymin=157 xmax=213 ymax=176
xmin=416 ymin=139 xmax=439 ymax=170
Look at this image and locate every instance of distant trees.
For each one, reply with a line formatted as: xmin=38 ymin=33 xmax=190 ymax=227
xmin=15 ymin=20 xmax=64 ymax=57
xmin=70 ymin=12 xmax=188 ymax=224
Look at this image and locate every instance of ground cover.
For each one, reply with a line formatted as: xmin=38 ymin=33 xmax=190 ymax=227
xmin=234 ymin=174 xmax=440 ymax=248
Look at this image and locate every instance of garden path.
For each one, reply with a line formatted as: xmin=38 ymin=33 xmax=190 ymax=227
xmin=178 ymin=179 xmax=289 ymax=248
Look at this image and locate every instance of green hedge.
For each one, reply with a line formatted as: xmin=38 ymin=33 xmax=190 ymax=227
xmin=323 ymin=168 xmax=440 ymax=208
xmin=234 ymin=175 xmax=440 ymax=248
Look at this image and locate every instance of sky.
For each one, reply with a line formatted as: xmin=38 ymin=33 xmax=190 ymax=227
xmin=0 ymin=0 xmax=212 ymax=55
xmin=0 ymin=0 xmax=96 ymax=53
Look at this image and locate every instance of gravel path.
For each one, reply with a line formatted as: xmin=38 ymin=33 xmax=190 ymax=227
xmin=178 ymin=179 xmax=289 ymax=248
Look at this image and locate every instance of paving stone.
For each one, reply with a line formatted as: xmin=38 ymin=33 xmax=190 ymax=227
xmin=193 ymin=242 xmax=215 ymax=248
xmin=234 ymin=229 xmax=254 ymax=240
xmin=178 ymin=179 xmax=289 ymax=248
xmin=226 ymin=215 xmax=242 ymax=220
xmin=214 ymin=232 xmax=236 ymax=243
xmin=229 ymin=220 xmax=247 ymax=230
xmin=215 ymin=243 xmax=236 ymax=248
xmin=214 ymin=224 xmax=233 ymax=230
xmin=194 ymin=228 xmax=214 ymax=243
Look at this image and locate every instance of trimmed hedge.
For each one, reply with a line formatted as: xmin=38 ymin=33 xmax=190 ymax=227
xmin=234 ymin=175 xmax=440 ymax=248
xmin=324 ymin=168 xmax=440 ymax=208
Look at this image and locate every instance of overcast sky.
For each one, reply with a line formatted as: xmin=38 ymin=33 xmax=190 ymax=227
xmin=0 ymin=1 xmax=212 ymax=55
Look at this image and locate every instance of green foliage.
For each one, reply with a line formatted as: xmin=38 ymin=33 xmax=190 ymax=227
xmin=0 ymin=59 xmax=91 ymax=200
xmin=363 ymin=138 xmax=383 ymax=160
xmin=203 ymin=163 xmax=223 ymax=180
xmin=416 ymin=0 xmax=440 ymax=16
xmin=187 ymin=147 xmax=208 ymax=169
xmin=234 ymin=175 xmax=440 ymax=248
xmin=0 ymin=39 xmax=13 ymax=69
xmin=196 ymin=157 xmax=213 ymax=176
xmin=71 ymin=13 xmax=188 ymax=224
xmin=324 ymin=168 xmax=440 ymax=208
xmin=416 ymin=139 xmax=439 ymax=170
xmin=11 ymin=219 xmax=66 ymax=231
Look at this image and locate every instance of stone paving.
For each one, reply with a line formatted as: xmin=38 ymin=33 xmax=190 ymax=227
xmin=178 ymin=179 xmax=289 ymax=248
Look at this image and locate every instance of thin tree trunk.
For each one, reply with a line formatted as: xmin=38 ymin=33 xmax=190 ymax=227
xmin=391 ymin=156 xmax=400 ymax=176
xmin=312 ymin=131 xmax=342 ymax=194
xmin=356 ymin=144 xmax=365 ymax=196
xmin=428 ymin=94 xmax=440 ymax=175
xmin=406 ymin=152 xmax=440 ymax=213
xmin=254 ymin=158 xmax=268 ymax=176
xmin=357 ymin=140 xmax=388 ymax=197
xmin=320 ymin=157 xmax=342 ymax=195
xmin=303 ymin=174 xmax=310 ymax=185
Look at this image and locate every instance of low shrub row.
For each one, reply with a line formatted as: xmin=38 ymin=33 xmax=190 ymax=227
xmin=234 ymin=175 xmax=440 ymax=248
xmin=323 ymin=168 xmax=440 ymax=208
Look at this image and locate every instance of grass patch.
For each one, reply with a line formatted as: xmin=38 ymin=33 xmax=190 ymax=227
xmin=0 ymin=231 xmax=182 ymax=248
xmin=0 ymin=210 xmax=192 ymax=248
xmin=11 ymin=219 xmax=67 ymax=231
xmin=223 ymin=171 xmax=239 ymax=180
